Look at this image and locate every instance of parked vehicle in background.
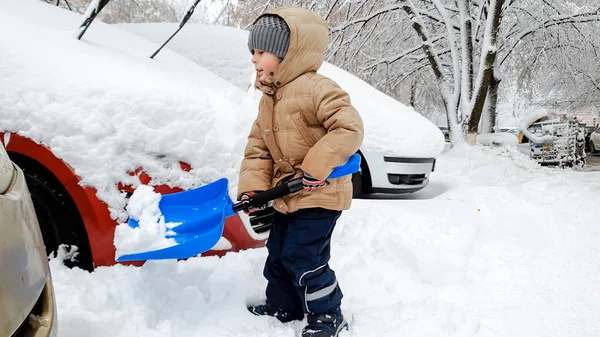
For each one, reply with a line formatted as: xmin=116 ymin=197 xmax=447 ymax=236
xmin=438 ymin=126 xmax=450 ymax=142
xmin=517 ymin=111 xmax=586 ymax=167
xmin=0 ymin=140 xmax=58 ymax=337
xmin=500 ymin=127 xmax=519 ymax=136
xmin=588 ymin=126 xmax=600 ymax=153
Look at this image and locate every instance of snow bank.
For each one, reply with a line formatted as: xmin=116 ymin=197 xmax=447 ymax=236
xmin=49 ymin=146 xmax=600 ymax=337
xmin=121 ymin=23 xmax=445 ymax=158
xmin=476 ymin=132 xmax=518 ymax=147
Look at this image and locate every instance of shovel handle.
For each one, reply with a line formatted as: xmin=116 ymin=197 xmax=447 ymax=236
xmin=232 ymin=153 xmax=361 ymax=213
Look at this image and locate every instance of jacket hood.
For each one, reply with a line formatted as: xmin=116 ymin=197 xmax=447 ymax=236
xmin=252 ymin=7 xmax=329 ymax=93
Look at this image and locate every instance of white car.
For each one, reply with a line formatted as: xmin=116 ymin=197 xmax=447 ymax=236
xmin=121 ymin=23 xmax=445 ymax=197
xmin=0 ymin=140 xmax=58 ymax=337
xmin=589 ymin=127 xmax=600 ymax=153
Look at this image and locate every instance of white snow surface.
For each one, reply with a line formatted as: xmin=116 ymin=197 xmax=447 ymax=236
xmin=50 ymin=145 xmax=600 ymax=337
xmin=113 ymin=185 xmax=178 ymax=256
xmin=476 ymin=132 xmax=518 ymax=147
xmin=120 ymin=23 xmax=445 ymax=158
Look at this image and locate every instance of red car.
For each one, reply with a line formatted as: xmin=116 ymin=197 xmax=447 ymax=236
xmin=4 ymin=132 xmax=265 ymax=271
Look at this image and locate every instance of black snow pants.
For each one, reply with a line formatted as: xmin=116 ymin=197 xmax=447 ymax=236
xmin=263 ymin=207 xmax=343 ymax=316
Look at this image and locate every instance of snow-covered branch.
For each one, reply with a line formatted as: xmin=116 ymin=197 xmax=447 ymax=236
xmin=329 ymin=4 xmax=402 ymax=33
xmin=500 ymin=6 xmax=600 ymax=65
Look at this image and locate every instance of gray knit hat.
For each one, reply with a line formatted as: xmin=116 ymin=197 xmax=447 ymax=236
xmin=248 ymin=15 xmax=290 ymax=61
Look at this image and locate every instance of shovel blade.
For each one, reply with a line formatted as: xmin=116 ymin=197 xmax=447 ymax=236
xmin=118 ymin=178 xmax=234 ymax=262
xmin=115 ymin=222 xmax=224 ymax=261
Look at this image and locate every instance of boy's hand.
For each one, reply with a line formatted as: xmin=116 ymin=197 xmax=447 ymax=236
xmin=301 ymin=173 xmax=329 ymax=192
xmin=240 ymin=191 xmax=267 ymax=214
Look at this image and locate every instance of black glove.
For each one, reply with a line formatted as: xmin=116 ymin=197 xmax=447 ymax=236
xmin=240 ymin=191 xmax=267 ymax=214
xmin=301 ymin=173 xmax=329 ymax=192
xmin=249 ymin=205 xmax=276 ymax=233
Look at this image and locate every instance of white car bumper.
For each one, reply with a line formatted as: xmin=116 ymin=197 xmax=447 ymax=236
xmin=360 ymin=150 xmax=436 ymax=194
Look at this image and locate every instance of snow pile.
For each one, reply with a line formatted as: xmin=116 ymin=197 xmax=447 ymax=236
xmin=476 ymin=132 xmax=518 ymax=147
xmin=48 ymin=146 xmax=600 ymax=337
xmin=113 ymin=185 xmax=177 ymax=256
xmin=121 ymin=23 xmax=446 ymax=158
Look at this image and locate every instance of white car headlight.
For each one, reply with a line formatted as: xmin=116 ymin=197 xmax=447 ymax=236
xmin=0 ymin=144 xmax=13 ymax=194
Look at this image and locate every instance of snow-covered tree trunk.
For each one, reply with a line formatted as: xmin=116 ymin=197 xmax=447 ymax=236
xmin=466 ymin=0 xmax=503 ymax=138
xmin=484 ymin=74 xmax=500 ymax=133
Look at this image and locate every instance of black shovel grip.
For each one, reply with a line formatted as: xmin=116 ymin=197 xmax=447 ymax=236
xmin=232 ymin=177 xmax=304 ymax=213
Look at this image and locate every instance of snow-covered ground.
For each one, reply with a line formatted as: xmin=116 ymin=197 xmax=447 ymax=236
xmin=50 ymin=145 xmax=600 ymax=337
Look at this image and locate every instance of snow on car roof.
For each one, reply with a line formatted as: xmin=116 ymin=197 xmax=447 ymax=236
xmin=121 ymin=23 xmax=445 ymax=159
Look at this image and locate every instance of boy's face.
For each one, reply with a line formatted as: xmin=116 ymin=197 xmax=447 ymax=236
xmin=251 ymin=49 xmax=280 ymax=85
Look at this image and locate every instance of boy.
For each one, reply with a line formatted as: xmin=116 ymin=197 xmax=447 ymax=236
xmin=238 ymin=7 xmax=364 ymax=337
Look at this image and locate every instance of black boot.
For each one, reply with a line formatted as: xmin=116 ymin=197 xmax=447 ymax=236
xmin=247 ymin=303 xmax=304 ymax=323
xmin=301 ymin=307 xmax=348 ymax=337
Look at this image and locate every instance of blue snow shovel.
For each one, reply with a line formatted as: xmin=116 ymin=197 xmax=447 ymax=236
xmin=116 ymin=154 xmax=361 ymax=262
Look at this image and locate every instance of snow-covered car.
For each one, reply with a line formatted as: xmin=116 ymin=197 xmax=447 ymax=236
xmin=121 ymin=23 xmax=445 ymax=196
xmin=0 ymin=139 xmax=58 ymax=337
xmin=589 ymin=126 xmax=600 ymax=153
xmin=0 ymin=0 xmax=442 ymax=270
xmin=500 ymin=127 xmax=519 ymax=136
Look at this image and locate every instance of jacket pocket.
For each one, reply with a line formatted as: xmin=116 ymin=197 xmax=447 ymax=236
xmin=294 ymin=112 xmax=319 ymax=148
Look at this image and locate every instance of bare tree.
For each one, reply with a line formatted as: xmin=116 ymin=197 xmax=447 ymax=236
xmin=327 ymin=0 xmax=600 ymax=143
xmin=497 ymin=1 xmax=600 ymax=122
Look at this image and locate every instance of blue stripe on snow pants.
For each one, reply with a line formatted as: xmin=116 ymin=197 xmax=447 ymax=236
xmin=264 ymin=207 xmax=343 ymax=315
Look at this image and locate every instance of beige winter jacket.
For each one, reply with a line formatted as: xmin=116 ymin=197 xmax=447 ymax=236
xmin=237 ymin=7 xmax=364 ymax=214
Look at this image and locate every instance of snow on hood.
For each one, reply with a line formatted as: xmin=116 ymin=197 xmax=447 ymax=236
xmin=0 ymin=0 xmax=254 ymax=219
xmin=120 ymin=23 xmax=445 ymax=158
